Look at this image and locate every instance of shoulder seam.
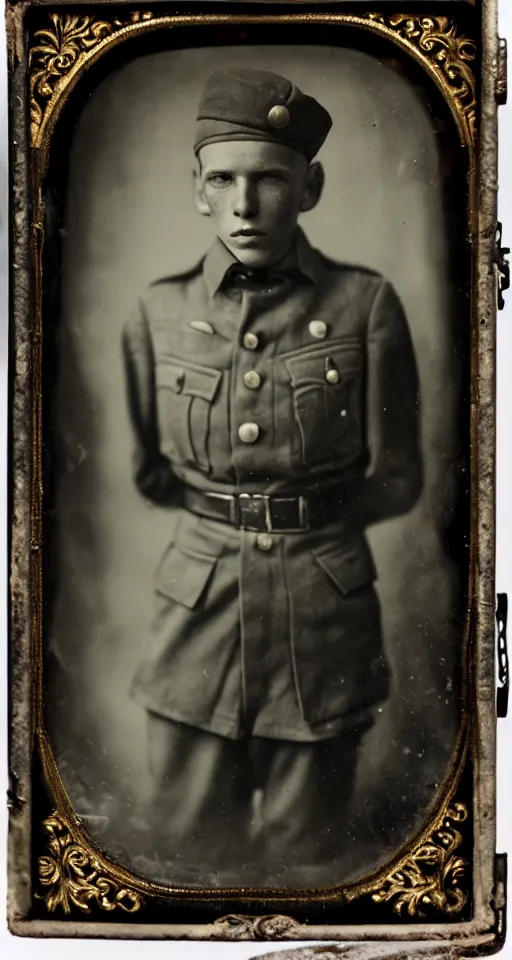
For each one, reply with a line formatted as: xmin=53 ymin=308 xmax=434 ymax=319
xmin=149 ymin=257 xmax=205 ymax=287
xmin=318 ymin=253 xmax=383 ymax=279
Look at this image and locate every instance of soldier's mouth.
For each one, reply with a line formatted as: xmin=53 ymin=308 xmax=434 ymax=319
xmin=231 ymin=228 xmax=267 ymax=237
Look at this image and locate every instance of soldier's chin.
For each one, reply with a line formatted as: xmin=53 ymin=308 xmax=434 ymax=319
xmin=229 ymin=245 xmax=276 ymax=268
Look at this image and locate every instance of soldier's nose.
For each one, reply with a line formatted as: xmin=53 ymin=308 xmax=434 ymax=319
xmin=233 ymin=181 xmax=258 ymax=218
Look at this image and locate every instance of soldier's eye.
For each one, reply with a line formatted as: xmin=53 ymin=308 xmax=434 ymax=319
xmin=206 ymin=173 xmax=233 ymax=188
xmin=255 ymin=173 xmax=289 ymax=185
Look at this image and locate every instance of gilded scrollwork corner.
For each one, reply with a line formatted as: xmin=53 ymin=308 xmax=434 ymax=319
xmin=37 ymin=813 xmax=144 ymax=915
xmin=368 ymin=13 xmax=477 ymax=146
xmin=370 ymin=802 xmax=469 ymax=917
xmin=29 ymin=12 xmax=155 ymax=144
xmin=29 ymin=11 xmax=477 ymax=152
xmin=214 ymin=914 xmax=301 ymax=940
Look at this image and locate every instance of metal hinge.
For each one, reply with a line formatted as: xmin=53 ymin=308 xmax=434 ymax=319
xmin=496 ymin=593 xmax=509 ymax=718
xmin=493 ymin=854 xmax=507 ymax=946
xmin=495 ymin=223 xmax=510 ymax=311
xmin=497 ymin=37 xmax=508 ymax=105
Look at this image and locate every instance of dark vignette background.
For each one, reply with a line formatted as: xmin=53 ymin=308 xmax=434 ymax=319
xmin=33 ymin=14 xmax=472 ymax=918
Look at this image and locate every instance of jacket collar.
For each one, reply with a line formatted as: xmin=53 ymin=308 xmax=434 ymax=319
xmin=203 ymin=227 xmax=321 ymax=298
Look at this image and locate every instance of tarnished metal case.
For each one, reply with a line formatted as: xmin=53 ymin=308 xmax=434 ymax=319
xmin=6 ymin=0 xmax=509 ymax=950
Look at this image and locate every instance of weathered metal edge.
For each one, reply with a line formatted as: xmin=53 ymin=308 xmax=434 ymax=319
xmin=7 ymin=0 xmax=34 ymax=928
xmin=4 ymin=0 xmax=481 ymax=7
xmin=6 ymin=0 xmax=504 ymax=946
xmin=471 ymin=0 xmax=501 ymax=941
xmin=2 ymin=919 xmax=505 ymax=945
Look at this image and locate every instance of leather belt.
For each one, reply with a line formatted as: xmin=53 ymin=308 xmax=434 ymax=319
xmin=182 ymin=485 xmax=355 ymax=533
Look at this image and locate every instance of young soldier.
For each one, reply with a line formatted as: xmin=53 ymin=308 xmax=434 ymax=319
xmin=123 ymin=68 xmax=423 ymax=883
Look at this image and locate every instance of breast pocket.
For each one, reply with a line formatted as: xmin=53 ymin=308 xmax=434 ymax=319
xmin=155 ymin=357 xmax=222 ymax=473
xmin=284 ymin=341 xmax=363 ymax=468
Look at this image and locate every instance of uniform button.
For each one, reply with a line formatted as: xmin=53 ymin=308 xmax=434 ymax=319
xmin=238 ymin=422 xmax=260 ymax=444
xmin=309 ymin=320 xmax=328 ymax=340
xmin=340 ymin=409 xmax=348 ymax=417
xmin=256 ymin=533 xmax=273 ymax=552
xmin=326 ymin=368 xmax=340 ymax=384
xmin=243 ymin=332 xmax=259 ymax=350
xmin=243 ymin=371 xmax=262 ymax=390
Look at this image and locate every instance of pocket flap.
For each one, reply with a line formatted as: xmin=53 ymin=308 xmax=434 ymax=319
xmin=285 ymin=343 xmax=362 ymax=387
xmin=156 ymin=358 xmax=222 ymax=401
xmin=155 ymin=543 xmax=218 ymax=609
xmin=312 ymin=537 xmax=376 ymax=595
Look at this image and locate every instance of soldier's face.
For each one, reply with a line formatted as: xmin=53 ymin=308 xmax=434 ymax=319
xmin=194 ymin=140 xmax=323 ymax=267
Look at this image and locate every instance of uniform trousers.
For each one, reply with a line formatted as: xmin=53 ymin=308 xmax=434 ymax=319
xmin=144 ymin=711 xmax=364 ymax=874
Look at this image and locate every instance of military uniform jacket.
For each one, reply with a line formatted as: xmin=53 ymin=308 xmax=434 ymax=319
xmin=123 ymin=229 xmax=422 ymax=742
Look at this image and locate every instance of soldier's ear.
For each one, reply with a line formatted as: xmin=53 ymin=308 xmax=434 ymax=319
xmin=299 ymin=162 xmax=324 ymax=213
xmin=193 ymin=166 xmax=211 ymax=217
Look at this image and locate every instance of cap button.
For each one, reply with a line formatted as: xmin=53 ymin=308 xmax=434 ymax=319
xmin=268 ymin=105 xmax=290 ymax=128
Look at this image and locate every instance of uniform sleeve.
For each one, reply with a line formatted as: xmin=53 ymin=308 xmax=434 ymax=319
xmin=122 ymin=300 xmax=177 ymax=505
xmin=360 ymin=279 xmax=423 ymax=527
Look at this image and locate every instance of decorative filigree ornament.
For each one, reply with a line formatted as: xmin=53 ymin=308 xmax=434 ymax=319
xmin=215 ymin=914 xmax=301 ymax=940
xmin=29 ymin=11 xmax=155 ymax=143
xmin=38 ymin=814 xmax=143 ymax=914
xmin=368 ymin=14 xmax=476 ymax=145
xmin=370 ymin=803 xmax=468 ymax=917
xmin=29 ymin=12 xmax=476 ymax=152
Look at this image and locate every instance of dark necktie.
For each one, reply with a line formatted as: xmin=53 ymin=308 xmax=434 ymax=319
xmin=225 ymin=265 xmax=287 ymax=294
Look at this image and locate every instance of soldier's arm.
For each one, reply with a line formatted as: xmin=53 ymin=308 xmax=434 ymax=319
xmin=360 ymin=279 xmax=423 ymax=527
xmin=122 ymin=300 xmax=177 ymax=505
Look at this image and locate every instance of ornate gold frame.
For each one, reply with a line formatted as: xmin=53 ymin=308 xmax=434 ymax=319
xmin=8 ymin=3 xmax=503 ymax=946
xmin=29 ymin=12 xmax=477 ymax=153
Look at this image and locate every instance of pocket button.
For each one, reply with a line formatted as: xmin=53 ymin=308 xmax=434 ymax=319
xmin=308 ymin=320 xmax=328 ymax=340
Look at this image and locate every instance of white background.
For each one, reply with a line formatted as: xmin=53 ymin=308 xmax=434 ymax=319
xmin=1 ymin=4 xmax=512 ymax=958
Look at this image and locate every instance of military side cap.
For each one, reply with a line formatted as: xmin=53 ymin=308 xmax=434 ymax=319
xmin=194 ymin=68 xmax=332 ymax=161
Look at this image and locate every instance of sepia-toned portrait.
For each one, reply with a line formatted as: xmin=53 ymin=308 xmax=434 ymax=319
xmin=43 ymin=38 xmax=468 ymax=894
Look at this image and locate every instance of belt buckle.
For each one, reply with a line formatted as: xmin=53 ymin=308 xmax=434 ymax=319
xmin=203 ymin=491 xmax=238 ymax=525
xmin=298 ymin=495 xmax=309 ymax=531
xmin=277 ymin=495 xmax=309 ymax=533
xmin=238 ymin=494 xmax=272 ymax=532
